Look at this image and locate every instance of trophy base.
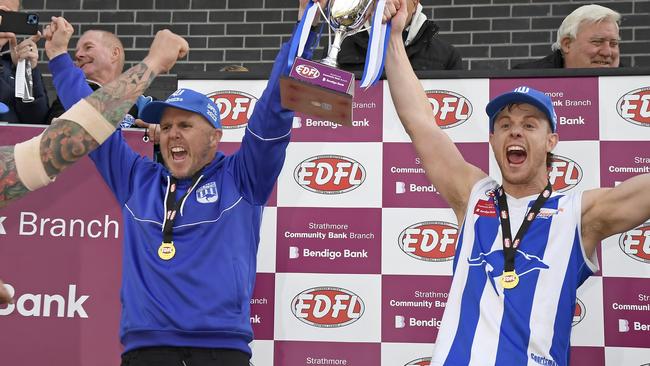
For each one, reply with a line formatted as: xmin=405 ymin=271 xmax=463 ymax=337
xmin=280 ymin=77 xmax=353 ymax=126
xmin=280 ymin=57 xmax=355 ymax=126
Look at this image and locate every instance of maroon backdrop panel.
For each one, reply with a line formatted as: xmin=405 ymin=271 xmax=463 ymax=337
xmin=0 ymin=126 xmax=151 ymax=366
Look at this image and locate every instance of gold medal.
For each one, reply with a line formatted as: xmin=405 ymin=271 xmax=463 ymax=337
xmin=158 ymin=241 xmax=176 ymax=260
xmin=500 ymin=270 xmax=519 ymax=289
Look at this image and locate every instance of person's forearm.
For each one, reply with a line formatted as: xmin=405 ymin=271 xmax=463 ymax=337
xmin=84 ymin=61 xmax=156 ymax=128
xmin=0 ymin=61 xmax=157 ymax=208
xmin=384 ymin=34 xmax=435 ymax=136
xmin=41 ymin=62 xmax=156 ymax=178
xmin=0 ymin=146 xmax=28 ymax=208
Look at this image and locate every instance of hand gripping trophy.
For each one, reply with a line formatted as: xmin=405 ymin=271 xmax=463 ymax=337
xmin=280 ymin=0 xmax=389 ymax=125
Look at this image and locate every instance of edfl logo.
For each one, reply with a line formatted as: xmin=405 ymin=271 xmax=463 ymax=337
xmin=207 ymin=90 xmax=258 ymax=129
xmin=572 ymin=298 xmax=586 ymax=326
xmin=294 ymin=155 xmax=366 ymax=194
xmin=291 ymin=286 xmax=364 ymax=328
xmin=295 ymin=64 xmax=320 ymax=79
xmin=398 ymin=221 xmax=457 ymax=262
xmin=425 ymin=90 xmax=473 ymax=129
xmin=617 ymin=87 xmax=650 ymax=127
xmin=548 ymin=155 xmax=583 ymax=192
xmin=619 ymin=222 xmax=650 ymax=263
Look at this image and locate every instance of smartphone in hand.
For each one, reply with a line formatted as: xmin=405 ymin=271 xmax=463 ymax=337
xmin=0 ymin=10 xmax=39 ymax=35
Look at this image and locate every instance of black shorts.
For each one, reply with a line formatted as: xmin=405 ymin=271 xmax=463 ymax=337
xmin=120 ymin=347 xmax=250 ymax=366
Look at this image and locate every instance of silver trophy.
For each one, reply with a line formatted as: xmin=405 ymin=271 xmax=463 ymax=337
xmin=320 ymin=0 xmax=375 ymax=67
xmin=280 ymin=0 xmax=378 ymax=126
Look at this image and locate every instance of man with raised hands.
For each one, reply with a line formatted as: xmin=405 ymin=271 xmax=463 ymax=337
xmin=0 ymin=30 xmax=188 ymax=303
xmin=39 ymin=2 xmax=319 ymax=364
xmin=383 ymin=0 xmax=650 ymax=365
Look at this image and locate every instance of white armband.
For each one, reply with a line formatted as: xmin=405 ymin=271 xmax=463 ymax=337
xmin=55 ymin=99 xmax=115 ymax=144
xmin=14 ymin=133 xmax=53 ymax=191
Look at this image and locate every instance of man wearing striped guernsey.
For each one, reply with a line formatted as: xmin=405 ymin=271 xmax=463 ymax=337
xmin=383 ymin=0 xmax=650 ymax=365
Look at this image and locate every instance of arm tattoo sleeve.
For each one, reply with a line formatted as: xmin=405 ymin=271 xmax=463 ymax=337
xmin=38 ymin=62 xmax=156 ymax=178
xmin=39 ymin=119 xmax=100 ymax=178
xmin=0 ymin=62 xmax=157 ymax=207
xmin=0 ymin=146 xmax=29 ymax=208
xmin=84 ymin=62 xmax=157 ymax=127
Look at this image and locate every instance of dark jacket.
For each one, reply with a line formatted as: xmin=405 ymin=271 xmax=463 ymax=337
xmin=513 ymin=49 xmax=626 ymax=69
xmin=334 ymin=20 xmax=462 ymax=72
xmin=512 ymin=50 xmax=565 ymax=69
xmin=0 ymin=45 xmax=49 ymax=124
xmin=46 ymin=78 xmax=100 ymax=124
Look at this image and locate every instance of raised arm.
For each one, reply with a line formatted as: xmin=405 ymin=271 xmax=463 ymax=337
xmin=383 ymin=0 xmax=486 ymax=219
xmin=581 ymin=173 xmax=650 ymax=257
xmin=0 ymin=30 xmax=188 ymax=209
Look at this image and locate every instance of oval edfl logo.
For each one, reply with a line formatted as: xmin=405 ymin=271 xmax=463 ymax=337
xmin=425 ymin=90 xmax=473 ymax=129
xmin=291 ymin=286 xmax=365 ymax=328
xmin=616 ymin=87 xmax=650 ymax=127
xmin=207 ymin=90 xmax=258 ymax=129
xmin=295 ymin=64 xmax=321 ymax=79
xmin=294 ymin=155 xmax=366 ymax=194
xmin=548 ymin=155 xmax=583 ymax=193
xmin=405 ymin=357 xmax=431 ymax=366
xmin=618 ymin=222 xmax=650 ymax=264
xmin=398 ymin=221 xmax=458 ymax=262
xmin=572 ymin=298 xmax=586 ymax=326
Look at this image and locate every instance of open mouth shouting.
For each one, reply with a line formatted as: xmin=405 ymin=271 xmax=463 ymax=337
xmin=506 ymin=145 xmax=527 ymax=165
xmin=171 ymin=146 xmax=188 ymax=161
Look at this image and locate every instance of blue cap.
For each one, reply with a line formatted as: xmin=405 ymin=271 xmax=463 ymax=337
xmin=0 ymin=102 xmax=9 ymax=115
xmin=139 ymin=88 xmax=221 ymax=129
xmin=486 ymin=86 xmax=557 ymax=133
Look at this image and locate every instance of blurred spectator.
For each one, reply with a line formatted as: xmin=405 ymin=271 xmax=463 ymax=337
xmin=332 ymin=0 xmax=462 ymax=71
xmin=513 ymin=4 xmax=622 ymax=69
xmin=0 ymin=0 xmax=49 ymax=123
xmin=45 ymin=23 xmax=148 ymax=124
xmin=219 ymin=64 xmax=249 ymax=72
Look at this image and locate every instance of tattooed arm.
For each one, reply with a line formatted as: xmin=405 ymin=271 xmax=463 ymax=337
xmin=0 ymin=147 xmax=28 ymax=208
xmin=0 ymin=30 xmax=188 ymax=209
xmin=39 ymin=61 xmax=156 ymax=178
xmin=0 ymin=62 xmax=154 ymax=208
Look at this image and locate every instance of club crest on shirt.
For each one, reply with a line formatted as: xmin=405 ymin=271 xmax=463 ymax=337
xmin=196 ymin=182 xmax=218 ymax=204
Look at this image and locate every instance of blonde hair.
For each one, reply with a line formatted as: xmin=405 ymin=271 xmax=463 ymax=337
xmin=552 ymin=4 xmax=620 ymax=51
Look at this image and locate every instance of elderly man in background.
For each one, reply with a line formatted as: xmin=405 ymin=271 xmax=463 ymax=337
xmin=514 ymin=4 xmax=621 ymax=69
xmin=45 ymin=23 xmax=148 ymax=124
xmin=0 ymin=0 xmax=49 ymax=123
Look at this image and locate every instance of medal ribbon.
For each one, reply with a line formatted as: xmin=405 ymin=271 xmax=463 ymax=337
xmin=162 ymin=172 xmax=203 ymax=245
xmin=288 ymin=0 xmax=319 ymax=73
xmin=360 ymin=0 xmax=390 ymax=89
xmin=496 ymin=181 xmax=552 ymax=274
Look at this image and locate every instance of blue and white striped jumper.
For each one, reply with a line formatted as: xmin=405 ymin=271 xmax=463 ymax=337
xmin=432 ymin=177 xmax=598 ymax=366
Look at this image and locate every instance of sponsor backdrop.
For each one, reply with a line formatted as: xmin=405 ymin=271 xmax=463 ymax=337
xmin=1 ymin=76 xmax=650 ymax=365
